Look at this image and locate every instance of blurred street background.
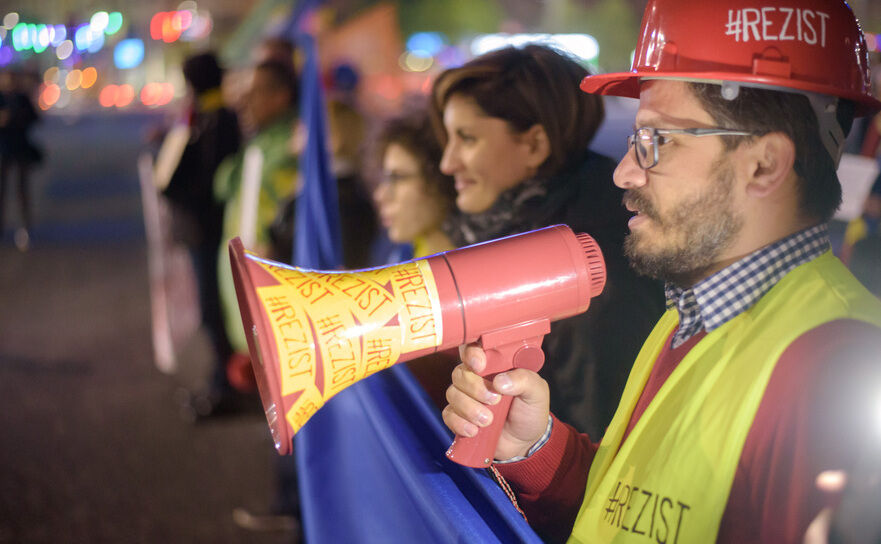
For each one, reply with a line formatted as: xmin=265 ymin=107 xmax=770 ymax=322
xmin=0 ymin=0 xmax=879 ymax=542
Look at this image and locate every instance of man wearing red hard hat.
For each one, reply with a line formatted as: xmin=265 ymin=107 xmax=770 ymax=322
xmin=442 ymin=0 xmax=881 ymax=542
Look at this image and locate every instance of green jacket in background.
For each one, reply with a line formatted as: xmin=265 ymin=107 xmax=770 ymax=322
xmin=215 ymin=110 xmax=298 ymax=353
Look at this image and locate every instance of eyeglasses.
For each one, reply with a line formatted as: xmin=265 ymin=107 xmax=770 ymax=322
xmin=380 ymin=171 xmax=420 ymax=185
xmin=627 ymin=127 xmax=756 ymax=170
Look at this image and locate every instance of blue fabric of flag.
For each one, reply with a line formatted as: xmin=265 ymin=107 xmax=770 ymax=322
xmin=293 ymin=33 xmax=342 ymax=270
xmin=285 ymin=6 xmax=541 ymax=542
xmin=297 ymin=364 xmax=543 ymax=544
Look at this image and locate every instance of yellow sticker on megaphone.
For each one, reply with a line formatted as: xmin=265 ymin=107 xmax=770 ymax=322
xmin=253 ymin=259 xmax=443 ymax=434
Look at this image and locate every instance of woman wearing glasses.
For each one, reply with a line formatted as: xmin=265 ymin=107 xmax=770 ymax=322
xmin=431 ymin=44 xmax=665 ymax=438
xmin=373 ymin=105 xmax=456 ymax=260
xmin=372 ymin=105 xmax=458 ymax=407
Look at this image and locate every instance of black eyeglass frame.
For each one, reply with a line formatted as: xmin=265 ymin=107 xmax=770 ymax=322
xmin=627 ymin=127 xmax=757 ymax=170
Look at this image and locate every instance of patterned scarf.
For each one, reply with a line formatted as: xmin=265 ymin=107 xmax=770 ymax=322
xmin=444 ymin=177 xmax=549 ymax=246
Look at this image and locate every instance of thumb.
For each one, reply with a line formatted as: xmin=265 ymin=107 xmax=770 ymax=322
xmin=492 ymin=368 xmax=547 ymax=405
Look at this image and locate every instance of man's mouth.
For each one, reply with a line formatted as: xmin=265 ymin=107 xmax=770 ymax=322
xmin=623 ymin=191 xmax=656 ymax=222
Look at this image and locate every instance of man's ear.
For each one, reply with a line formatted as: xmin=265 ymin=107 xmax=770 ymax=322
xmin=520 ymin=124 xmax=551 ymax=170
xmin=744 ymin=132 xmax=796 ymax=198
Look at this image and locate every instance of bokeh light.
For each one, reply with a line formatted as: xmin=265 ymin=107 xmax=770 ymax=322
xmin=74 ymin=24 xmax=90 ymax=50
xmin=399 ymin=51 xmax=433 ymax=72
xmin=115 ymin=84 xmax=134 ymax=107
xmin=140 ymin=82 xmax=161 ymax=106
xmin=80 ymin=67 xmax=97 ymax=89
xmin=99 ymin=84 xmax=118 ymax=108
xmin=173 ymin=11 xmax=193 ymax=32
xmin=140 ymin=82 xmax=175 ymax=107
xmin=406 ymin=32 xmax=445 ymax=56
xmin=56 ymin=39 xmax=73 ymax=60
xmin=87 ymin=31 xmax=104 ymax=53
xmin=65 ymin=69 xmax=82 ymax=91
xmin=43 ymin=66 xmax=59 ymax=83
xmin=34 ymin=25 xmax=50 ymax=53
xmin=50 ymin=25 xmax=66 ymax=46
xmin=40 ymin=83 xmax=61 ymax=109
xmin=0 ymin=45 xmax=13 ymax=66
xmin=90 ymin=11 xmax=109 ymax=34
xmin=151 ymin=11 xmax=194 ymax=43
xmin=11 ymin=23 xmax=29 ymax=51
xmin=3 ymin=13 xmax=19 ymax=30
xmin=471 ymin=33 xmax=600 ymax=63
xmin=105 ymin=12 xmax=123 ymax=35
xmin=114 ymin=38 xmax=144 ymax=69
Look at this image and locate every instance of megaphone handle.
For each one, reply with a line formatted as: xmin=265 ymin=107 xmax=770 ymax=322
xmin=445 ymin=327 xmax=547 ymax=468
xmin=446 ymin=393 xmax=514 ymax=468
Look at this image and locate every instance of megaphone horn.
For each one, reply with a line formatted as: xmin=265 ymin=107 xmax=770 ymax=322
xmin=229 ymin=224 xmax=606 ymax=468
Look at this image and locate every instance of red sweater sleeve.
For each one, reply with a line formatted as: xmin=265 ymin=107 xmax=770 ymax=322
xmin=494 ymin=415 xmax=598 ymax=543
xmin=718 ymin=319 xmax=881 ymax=544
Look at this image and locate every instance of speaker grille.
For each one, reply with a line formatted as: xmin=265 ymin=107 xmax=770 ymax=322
xmin=576 ymin=232 xmax=607 ymax=296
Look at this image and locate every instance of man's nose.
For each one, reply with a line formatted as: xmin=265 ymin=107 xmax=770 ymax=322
xmin=613 ymin=148 xmax=647 ymax=190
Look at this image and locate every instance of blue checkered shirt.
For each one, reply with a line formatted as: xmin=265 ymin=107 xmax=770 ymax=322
xmin=666 ymin=223 xmax=831 ymax=348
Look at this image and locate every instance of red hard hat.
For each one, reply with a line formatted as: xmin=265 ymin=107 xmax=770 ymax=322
xmin=581 ymin=0 xmax=881 ymax=115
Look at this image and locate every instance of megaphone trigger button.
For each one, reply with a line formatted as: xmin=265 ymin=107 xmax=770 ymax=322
xmin=513 ymin=345 xmax=545 ymax=372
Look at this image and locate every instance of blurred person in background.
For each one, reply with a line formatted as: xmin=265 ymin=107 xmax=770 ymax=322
xmin=162 ymin=52 xmax=242 ymax=420
xmin=373 ymin=103 xmax=456 ymax=258
xmin=372 ymin=103 xmax=457 ymax=407
xmin=183 ymin=58 xmax=299 ymax=419
xmin=840 ymin=174 xmax=881 ymax=295
xmin=254 ymin=36 xmax=296 ymax=68
xmin=228 ymin=36 xmax=298 ymax=136
xmin=327 ymin=98 xmax=378 ymax=268
xmin=841 ymin=67 xmax=881 ymax=296
xmin=235 ymin=95 xmax=380 ymax=540
xmin=269 ymin=98 xmax=377 ymax=268
xmin=431 ymin=44 xmax=665 ymax=438
xmin=0 ymin=68 xmax=42 ymax=251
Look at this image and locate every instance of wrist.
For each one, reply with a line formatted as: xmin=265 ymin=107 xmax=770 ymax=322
xmin=494 ymin=415 xmax=554 ymax=464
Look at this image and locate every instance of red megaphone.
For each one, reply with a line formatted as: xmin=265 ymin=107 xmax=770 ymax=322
xmin=229 ymin=224 xmax=606 ymax=467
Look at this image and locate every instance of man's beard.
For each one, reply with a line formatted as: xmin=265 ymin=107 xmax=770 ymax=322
xmin=623 ymin=158 xmax=743 ymax=285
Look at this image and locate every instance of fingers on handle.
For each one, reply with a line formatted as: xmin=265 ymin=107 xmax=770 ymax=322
xmin=492 ymin=368 xmax=549 ymax=406
xmin=443 ymin=363 xmax=501 ymax=437
xmin=459 ymin=343 xmax=486 ymax=373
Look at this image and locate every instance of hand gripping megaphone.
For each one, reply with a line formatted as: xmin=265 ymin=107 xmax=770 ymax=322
xmin=228 ymin=224 xmax=606 ymax=468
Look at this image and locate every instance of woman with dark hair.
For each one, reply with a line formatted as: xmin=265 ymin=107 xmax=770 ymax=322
xmin=370 ymin=104 xmax=458 ymax=407
xmin=373 ymin=105 xmax=456 ymax=259
xmin=432 ymin=44 xmax=664 ymax=437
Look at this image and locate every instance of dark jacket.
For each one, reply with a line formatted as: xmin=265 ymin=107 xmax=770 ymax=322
xmin=446 ymin=150 xmax=665 ymax=438
xmin=269 ymin=172 xmax=378 ymax=269
xmin=0 ymin=91 xmax=42 ymax=164
xmin=163 ymin=104 xmax=241 ymax=249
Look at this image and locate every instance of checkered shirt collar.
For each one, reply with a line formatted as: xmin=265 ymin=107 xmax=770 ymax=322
xmin=665 ymin=223 xmax=831 ymax=348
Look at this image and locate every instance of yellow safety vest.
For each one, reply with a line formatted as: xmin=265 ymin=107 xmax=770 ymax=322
xmin=568 ymin=251 xmax=881 ymax=543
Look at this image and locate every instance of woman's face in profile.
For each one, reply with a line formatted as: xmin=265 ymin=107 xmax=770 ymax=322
xmin=375 ymin=143 xmax=447 ymax=243
xmin=439 ymin=93 xmax=541 ymax=214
